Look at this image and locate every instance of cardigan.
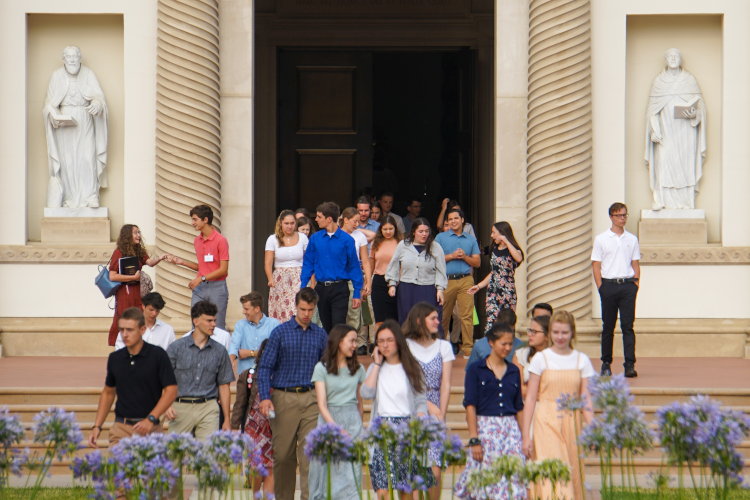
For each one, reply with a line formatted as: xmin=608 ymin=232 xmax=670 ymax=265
xmin=384 ymin=240 xmax=448 ymax=291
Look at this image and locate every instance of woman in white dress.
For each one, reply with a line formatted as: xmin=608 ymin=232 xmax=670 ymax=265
xmin=512 ymin=315 xmax=549 ymax=399
xmin=264 ymin=210 xmax=308 ymax=322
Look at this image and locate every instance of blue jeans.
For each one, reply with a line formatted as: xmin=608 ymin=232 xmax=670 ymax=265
xmin=191 ymin=280 xmax=229 ymax=329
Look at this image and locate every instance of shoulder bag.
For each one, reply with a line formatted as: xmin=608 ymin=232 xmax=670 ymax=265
xmin=95 ymin=254 xmax=121 ymax=299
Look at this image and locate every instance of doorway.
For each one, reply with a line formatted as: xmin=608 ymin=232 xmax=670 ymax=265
xmin=278 ymin=49 xmax=474 ymax=225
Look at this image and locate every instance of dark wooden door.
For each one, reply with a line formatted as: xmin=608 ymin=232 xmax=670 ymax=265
xmin=278 ymin=50 xmax=373 ymax=212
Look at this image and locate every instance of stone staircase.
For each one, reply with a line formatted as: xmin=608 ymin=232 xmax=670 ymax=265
xmin=2 ymin=386 xmax=750 ymax=476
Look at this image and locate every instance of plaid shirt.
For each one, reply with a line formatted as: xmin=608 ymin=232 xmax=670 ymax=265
xmin=257 ymin=317 xmax=328 ymax=401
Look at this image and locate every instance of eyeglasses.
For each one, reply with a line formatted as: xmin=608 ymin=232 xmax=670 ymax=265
xmin=377 ymin=338 xmax=396 ymax=345
xmin=612 ymin=214 xmax=628 ymax=219
xmin=527 ymin=328 xmax=545 ymax=335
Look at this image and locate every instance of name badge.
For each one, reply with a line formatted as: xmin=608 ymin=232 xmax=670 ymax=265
xmin=204 ymin=253 xmax=214 ymax=263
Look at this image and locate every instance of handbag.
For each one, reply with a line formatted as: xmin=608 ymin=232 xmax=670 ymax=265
xmin=95 ymin=255 xmax=121 ymax=299
xmin=140 ymin=269 xmax=153 ymax=298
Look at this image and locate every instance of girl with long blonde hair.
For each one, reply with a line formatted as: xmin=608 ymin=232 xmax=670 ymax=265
xmin=264 ymin=209 xmax=308 ymax=321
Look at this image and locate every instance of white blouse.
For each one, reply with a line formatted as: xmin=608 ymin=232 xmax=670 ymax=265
xmin=265 ymin=233 xmax=309 ymax=268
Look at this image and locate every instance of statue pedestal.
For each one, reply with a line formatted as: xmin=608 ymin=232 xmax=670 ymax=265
xmin=41 ymin=207 xmax=110 ymax=244
xmin=639 ymin=209 xmax=707 ymax=244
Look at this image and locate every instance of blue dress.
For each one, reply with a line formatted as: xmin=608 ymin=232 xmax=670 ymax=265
xmin=418 ymin=352 xmax=445 ymax=466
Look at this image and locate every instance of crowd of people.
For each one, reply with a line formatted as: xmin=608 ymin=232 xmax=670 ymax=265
xmin=94 ymin=196 xmax=642 ymax=500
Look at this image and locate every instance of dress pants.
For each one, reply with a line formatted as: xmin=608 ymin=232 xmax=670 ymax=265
xmin=168 ymin=400 xmax=220 ymax=441
xmin=441 ymin=275 xmax=475 ymax=355
xmin=191 ymin=280 xmax=229 ymax=329
xmin=598 ymin=281 xmax=638 ymax=366
xmin=315 ymin=281 xmax=349 ymax=333
xmin=269 ymin=389 xmax=319 ymax=500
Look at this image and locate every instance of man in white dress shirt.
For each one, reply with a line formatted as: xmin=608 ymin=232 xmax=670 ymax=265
xmin=591 ymin=202 xmax=640 ymax=378
xmin=114 ymin=292 xmax=175 ymax=351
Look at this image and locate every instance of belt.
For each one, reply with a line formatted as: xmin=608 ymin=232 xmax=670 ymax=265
xmin=602 ymin=278 xmax=638 ymax=284
xmin=175 ymin=396 xmax=217 ymax=404
xmin=274 ymin=386 xmax=313 ymax=393
xmin=447 ymin=273 xmax=471 ymax=280
xmin=115 ymin=416 xmax=152 ymax=425
xmin=319 ymin=280 xmax=346 ymax=286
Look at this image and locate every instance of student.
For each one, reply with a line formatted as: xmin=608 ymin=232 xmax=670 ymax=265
xmin=114 ymin=292 xmax=175 ymax=351
xmin=356 ymin=195 xmax=381 ymax=237
xmin=360 ymin=320 xmax=434 ymax=499
xmin=108 ymin=224 xmax=168 ymax=345
xmin=402 ymin=196 xmax=422 ymax=234
xmin=466 ymin=308 xmax=522 ymax=368
xmin=257 ymin=288 xmax=327 ymax=500
xmin=370 ymin=205 xmax=382 ymax=223
xmin=591 ymin=202 xmax=640 ymax=378
xmin=435 ymin=208 xmax=481 ymax=356
xmin=231 ymin=340 xmax=274 ymax=497
xmin=512 ymin=315 xmax=550 ymax=399
xmin=265 ymin=210 xmax=309 ymax=322
xmin=385 ymin=217 xmax=447 ymax=333
xmin=522 ymin=311 xmax=595 ymax=500
xmin=529 ymin=303 xmax=554 ymax=318
xmin=377 ymin=192 xmax=405 ymax=233
xmin=295 ymin=208 xmax=313 ymax=220
xmin=89 ymin=307 xmax=177 ymax=447
xmin=369 ymin=215 xmax=403 ymax=326
xmin=468 ymin=222 xmax=524 ymax=329
xmin=455 ymin=322 xmax=526 ymax=500
xmin=308 ymin=325 xmax=366 ymax=500
xmin=300 ymin=202 xmax=364 ymax=333
xmin=296 ymin=216 xmax=315 ymax=238
xmin=339 ymin=207 xmax=375 ymax=354
xmin=167 ymin=205 xmax=230 ymax=329
xmin=229 ymin=292 xmax=280 ymax=375
xmin=165 ymin=301 xmax=235 ymax=439
xmin=437 ymin=199 xmax=476 ymax=238
xmin=402 ymin=302 xmax=454 ymax=500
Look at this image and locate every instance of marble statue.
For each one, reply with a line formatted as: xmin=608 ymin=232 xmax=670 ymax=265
xmin=645 ymin=48 xmax=706 ymax=210
xmin=43 ymin=46 xmax=108 ymax=208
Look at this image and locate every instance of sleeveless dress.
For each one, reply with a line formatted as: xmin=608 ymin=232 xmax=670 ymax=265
xmin=532 ymin=352 xmax=584 ymax=500
xmin=485 ymin=247 xmax=519 ymax=333
xmin=419 ymin=352 xmax=444 ymax=465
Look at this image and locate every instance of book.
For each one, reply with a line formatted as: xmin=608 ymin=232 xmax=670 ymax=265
xmin=674 ymin=96 xmax=700 ymax=119
xmin=53 ymin=114 xmax=77 ymax=127
xmin=119 ymin=256 xmax=141 ymax=278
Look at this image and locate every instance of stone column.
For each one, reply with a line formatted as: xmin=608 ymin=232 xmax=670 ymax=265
xmin=154 ymin=0 xmax=221 ymax=319
xmin=526 ymin=0 xmax=593 ymax=318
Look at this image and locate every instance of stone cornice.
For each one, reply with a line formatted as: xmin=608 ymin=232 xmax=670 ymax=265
xmin=639 ymin=246 xmax=750 ymax=265
xmin=0 ymin=245 xmax=114 ymax=263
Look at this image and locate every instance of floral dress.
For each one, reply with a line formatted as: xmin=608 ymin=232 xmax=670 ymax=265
xmin=419 ymin=354 xmax=445 ymax=465
xmin=485 ymin=247 xmax=519 ymax=333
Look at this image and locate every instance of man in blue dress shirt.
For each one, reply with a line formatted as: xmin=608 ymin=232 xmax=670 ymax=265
xmin=228 ymin=292 xmax=280 ymax=375
xmin=257 ymin=288 xmax=327 ymax=500
xmin=300 ymin=201 xmax=364 ymax=332
xmin=435 ymin=208 xmax=481 ymax=357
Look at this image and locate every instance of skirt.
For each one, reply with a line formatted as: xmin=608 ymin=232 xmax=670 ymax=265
xmin=454 ymin=416 xmax=527 ymax=500
xmin=369 ymin=416 xmax=436 ymax=492
xmin=396 ymin=282 xmax=444 ymax=338
xmin=108 ymin=283 xmax=142 ymax=346
xmin=245 ymin=392 xmax=273 ymax=469
xmin=308 ymin=405 xmax=363 ymax=500
xmin=371 ymin=274 xmax=398 ymax=322
xmin=269 ymin=267 xmax=302 ymax=322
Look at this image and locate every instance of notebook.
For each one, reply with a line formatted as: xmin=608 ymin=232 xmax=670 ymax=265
xmin=119 ymin=256 xmax=140 ymax=278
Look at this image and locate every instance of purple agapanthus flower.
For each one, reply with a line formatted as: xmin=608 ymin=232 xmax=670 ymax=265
xmin=304 ymin=422 xmax=353 ymax=463
xmin=588 ymin=374 xmax=633 ymax=411
xmin=0 ymin=406 xmax=24 ymax=447
xmin=31 ymin=407 xmax=84 ymax=459
xmin=556 ymin=393 xmax=588 ymax=413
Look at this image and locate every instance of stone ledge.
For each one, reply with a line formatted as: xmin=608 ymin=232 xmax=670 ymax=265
xmin=0 ymin=244 xmax=114 ymax=263
xmin=639 ymin=246 xmax=750 ymax=265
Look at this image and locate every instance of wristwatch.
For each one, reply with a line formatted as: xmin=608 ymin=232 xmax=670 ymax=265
xmin=147 ymin=415 xmax=158 ymax=424
xmin=468 ymin=437 xmax=481 ymax=447
xmin=201 ymin=275 xmax=207 ymax=283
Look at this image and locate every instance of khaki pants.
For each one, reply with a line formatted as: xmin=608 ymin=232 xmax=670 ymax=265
xmin=355 ymin=296 xmax=375 ymax=348
xmin=442 ymin=275 xmax=475 ymax=355
xmin=168 ymin=400 xmax=220 ymax=441
xmin=109 ymin=420 xmax=165 ymax=446
xmin=269 ymin=389 xmax=319 ymax=500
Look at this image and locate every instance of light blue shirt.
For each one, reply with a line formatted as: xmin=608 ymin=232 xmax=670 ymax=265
xmin=466 ymin=336 xmax=524 ymax=368
xmin=359 ymin=219 xmax=380 ymax=252
xmin=229 ymin=315 xmax=280 ymax=373
xmin=435 ymin=230 xmax=480 ymax=275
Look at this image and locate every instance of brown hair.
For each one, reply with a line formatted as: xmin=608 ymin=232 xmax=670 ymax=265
xmin=120 ymin=307 xmax=145 ymax=328
xmin=320 ymin=324 xmax=361 ymax=376
xmin=375 ymin=320 xmax=425 ymax=393
xmin=405 ymin=217 xmax=437 ymax=261
xmin=239 ymin=292 xmax=264 ymax=310
xmin=317 ymin=202 xmax=340 ymax=221
xmin=608 ymin=202 xmax=628 ymax=216
xmin=550 ymin=310 xmax=577 ymax=347
xmin=338 ymin=207 xmax=359 ymax=228
xmin=528 ymin=315 xmax=550 ymax=361
xmin=116 ymin=224 xmax=148 ymax=259
xmin=189 ymin=205 xmax=214 ymax=225
xmin=402 ymin=302 xmax=439 ymax=341
xmin=490 ymin=221 xmax=524 ymax=264
xmin=296 ymin=216 xmax=315 ymax=235
xmin=296 ymin=287 xmax=319 ymax=305
xmin=275 ymin=210 xmax=297 ymax=246
xmin=371 ymin=215 xmax=403 ymax=254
